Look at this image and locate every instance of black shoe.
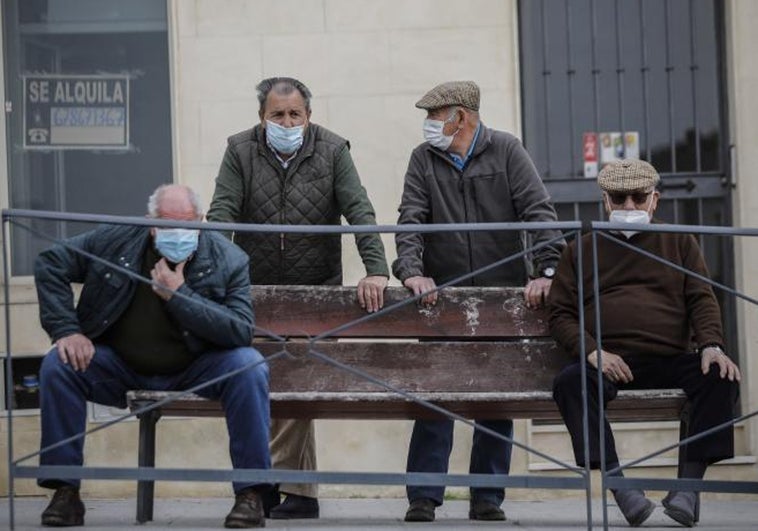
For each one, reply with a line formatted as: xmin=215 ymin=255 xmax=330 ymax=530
xmin=662 ymin=491 xmax=699 ymax=527
xmin=268 ymin=493 xmax=319 ymax=519
xmin=404 ymin=498 xmax=436 ymax=522
xmin=224 ymin=487 xmax=265 ymax=528
xmin=469 ymin=500 xmax=506 ymax=521
xmin=261 ymin=485 xmax=280 ymax=518
xmin=612 ymin=489 xmax=656 ymax=527
xmin=41 ymin=485 xmax=85 ymax=527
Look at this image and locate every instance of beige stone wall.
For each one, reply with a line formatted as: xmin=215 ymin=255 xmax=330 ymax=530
xmin=2 ymin=0 xmax=757 ymax=500
xmin=727 ymin=0 xmax=758 ymax=461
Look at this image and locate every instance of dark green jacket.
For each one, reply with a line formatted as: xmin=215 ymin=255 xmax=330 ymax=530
xmin=208 ymin=123 xmax=388 ymax=285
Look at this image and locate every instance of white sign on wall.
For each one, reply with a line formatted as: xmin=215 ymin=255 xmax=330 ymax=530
xmin=23 ymin=74 xmax=130 ymax=150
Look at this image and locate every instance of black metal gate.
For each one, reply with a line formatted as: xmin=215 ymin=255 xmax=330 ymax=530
xmin=518 ymin=0 xmax=736 ymax=354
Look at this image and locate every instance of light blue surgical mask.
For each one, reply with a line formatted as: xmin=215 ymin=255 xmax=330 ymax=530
xmin=154 ymin=228 xmax=199 ymax=264
xmin=266 ymin=120 xmax=304 ymax=155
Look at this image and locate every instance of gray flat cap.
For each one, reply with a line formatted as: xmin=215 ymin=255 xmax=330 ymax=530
xmin=415 ymin=81 xmax=480 ymax=111
xmin=598 ymin=159 xmax=660 ymax=193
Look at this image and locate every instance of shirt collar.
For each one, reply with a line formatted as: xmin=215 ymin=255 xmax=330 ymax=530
xmin=265 ymin=137 xmax=299 ymax=169
xmin=448 ymin=123 xmax=481 ymax=170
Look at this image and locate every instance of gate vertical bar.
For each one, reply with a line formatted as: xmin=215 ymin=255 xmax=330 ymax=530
xmin=664 ymin=0 xmax=677 ymax=172
xmin=688 ymin=0 xmax=702 ymax=172
xmin=638 ymin=0 xmax=651 ymax=162
xmin=539 ymin=0 xmax=553 ymax=177
xmin=564 ymin=0 xmax=577 ymax=177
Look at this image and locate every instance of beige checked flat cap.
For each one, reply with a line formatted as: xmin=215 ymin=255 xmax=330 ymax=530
xmin=415 ymin=81 xmax=480 ymax=111
xmin=597 ymin=159 xmax=660 ymax=192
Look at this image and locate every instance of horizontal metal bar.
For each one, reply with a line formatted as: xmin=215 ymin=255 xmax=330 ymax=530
xmin=13 ymin=465 xmax=587 ymax=490
xmin=1 ymin=208 xmax=581 ymax=234
xmin=606 ymin=476 xmax=758 ymax=495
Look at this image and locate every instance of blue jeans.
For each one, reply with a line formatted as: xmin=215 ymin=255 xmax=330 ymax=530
xmin=38 ymin=344 xmax=271 ymax=494
xmin=406 ymin=419 xmax=513 ymax=506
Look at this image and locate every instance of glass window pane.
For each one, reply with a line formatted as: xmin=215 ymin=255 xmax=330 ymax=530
xmin=3 ymin=0 xmax=172 ymax=275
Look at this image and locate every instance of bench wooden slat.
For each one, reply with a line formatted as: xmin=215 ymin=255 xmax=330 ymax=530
xmin=252 ymin=285 xmax=549 ymax=339
xmin=127 ymin=389 xmax=687 ymax=422
xmin=259 ymin=340 xmax=567 ymax=393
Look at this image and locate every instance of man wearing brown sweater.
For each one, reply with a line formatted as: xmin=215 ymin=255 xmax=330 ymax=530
xmin=548 ymin=159 xmax=740 ymax=528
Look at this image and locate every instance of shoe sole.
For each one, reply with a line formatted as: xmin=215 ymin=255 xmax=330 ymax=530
xmin=469 ymin=513 xmax=506 ymax=521
xmin=268 ymin=512 xmax=319 ymax=520
xmin=41 ymin=515 xmax=84 ymax=527
xmin=224 ymin=517 xmax=265 ymax=528
xmin=627 ymin=502 xmax=656 ymax=527
xmin=663 ymin=507 xmax=695 ymax=528
xmin=404 ymin=515 xmax=435 ymax=522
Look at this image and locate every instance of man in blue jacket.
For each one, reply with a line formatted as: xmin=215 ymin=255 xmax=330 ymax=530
xmin=34 ymin=184 xmax=270 ymax=528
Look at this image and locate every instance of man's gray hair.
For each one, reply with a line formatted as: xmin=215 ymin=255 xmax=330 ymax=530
xmin=256 ymin=77 xmax=312 ymax=114
xmin=147 ymin=184 xmax=202 ymax=218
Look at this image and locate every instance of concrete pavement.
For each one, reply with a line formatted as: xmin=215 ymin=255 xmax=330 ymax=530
xmin=3 ymin=496 xmax=758 ymax=530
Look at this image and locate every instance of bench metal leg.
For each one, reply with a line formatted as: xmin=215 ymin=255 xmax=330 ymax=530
xmin=677 ymin=400 xmax=692 ymax=477
xmin=136 ymin=406 xmax=161 ymax=524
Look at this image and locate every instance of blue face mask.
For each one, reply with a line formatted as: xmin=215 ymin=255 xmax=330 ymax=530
xmin=266 ymin=120 xmax=304 ymax=154
xmin=154 ymin=228 xmax=199 ymax=264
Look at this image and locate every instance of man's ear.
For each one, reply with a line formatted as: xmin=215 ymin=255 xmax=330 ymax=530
xmin=649 ymin=190 xmax=661 ymax=213
xmin=601 ymin=192 xmax=611 ymax=216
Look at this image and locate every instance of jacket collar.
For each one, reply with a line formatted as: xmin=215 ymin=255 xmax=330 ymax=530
xmin=427 ymin=121 xmax=492 ymax=166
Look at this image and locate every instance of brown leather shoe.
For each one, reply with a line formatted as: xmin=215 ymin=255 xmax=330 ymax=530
xmin=224 ymin=487 xmax=265 ymax=528
xmin=41 ymin=485 xmax=85 ymax=527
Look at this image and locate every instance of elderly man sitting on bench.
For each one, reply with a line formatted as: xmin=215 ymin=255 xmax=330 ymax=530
xmin=34 ymin=184 xmax=270 ymax=528
xmin=548 ymin=159 xmax=740 ymax=527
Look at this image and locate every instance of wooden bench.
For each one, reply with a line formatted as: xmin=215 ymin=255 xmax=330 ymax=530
xmin=126 ymin=285 xmax=687 ymax=523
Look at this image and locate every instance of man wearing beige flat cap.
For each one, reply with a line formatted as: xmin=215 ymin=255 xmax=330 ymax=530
xmin=393 ymin=80 xmax=565 ymax=522
xmin=549 ymin=159 xmax=740 ymax=527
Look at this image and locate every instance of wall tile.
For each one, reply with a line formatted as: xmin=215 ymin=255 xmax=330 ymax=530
xmin=178 ymin=36 xmax=263 ymax=102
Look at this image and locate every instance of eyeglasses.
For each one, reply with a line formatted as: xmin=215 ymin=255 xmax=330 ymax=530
xmin=607 ymin=191 xmax=653 ymax=205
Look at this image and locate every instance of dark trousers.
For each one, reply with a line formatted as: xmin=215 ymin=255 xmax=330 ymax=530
xmin=39 ymin=344 xmax=271 ymax=494
xmin=552 ymin=353 xmax=738 ymax=469
xmin=406 ymin=419 xmax=513 ymax=506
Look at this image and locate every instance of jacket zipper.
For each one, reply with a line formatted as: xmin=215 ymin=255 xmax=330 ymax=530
xmin=459 ymin=172 xmax=475 ymax=285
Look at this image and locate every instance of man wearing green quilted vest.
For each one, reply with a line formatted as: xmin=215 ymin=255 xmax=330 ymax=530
xmin=208 ymin=76 xmax=389 ymax=520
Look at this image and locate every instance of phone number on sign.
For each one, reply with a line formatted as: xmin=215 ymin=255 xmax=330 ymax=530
xmin=51 ymin=107 xmax=125 ymax=127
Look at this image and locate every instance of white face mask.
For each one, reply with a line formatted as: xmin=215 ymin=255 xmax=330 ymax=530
xmin=608 ymin=203 xmax=652 ymax=239
xmin=422 ymin=110 xmax=458 ymax=150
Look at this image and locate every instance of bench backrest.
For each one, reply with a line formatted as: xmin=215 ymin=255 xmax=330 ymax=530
xmin=128 ymin=285 xmax=686 ymax=421
xmin=251 ymin=285 xmax=570 ymax=395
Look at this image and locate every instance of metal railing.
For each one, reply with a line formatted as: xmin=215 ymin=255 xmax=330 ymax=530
xmin=3 ymin=208 xmax=757 ymax=529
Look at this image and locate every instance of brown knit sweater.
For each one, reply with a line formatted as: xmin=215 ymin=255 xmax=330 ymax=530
xmin=548 ymin=226 xmax=723 ymax=359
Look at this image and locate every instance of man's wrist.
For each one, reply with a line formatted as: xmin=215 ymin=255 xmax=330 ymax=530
xmin=533 ymin=261 xmax=558 ymax=279
xmin=699 ymin=343 xmax=724 ymax=355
